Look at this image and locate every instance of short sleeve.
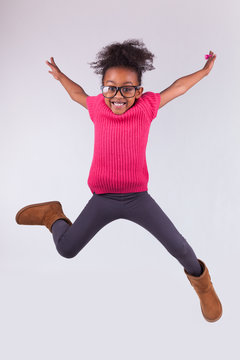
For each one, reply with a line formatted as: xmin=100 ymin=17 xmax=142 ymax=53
xmin=140 ymin=92 xmax=161 ymax=121
xmin=86 ymin=94 xmax=102 ymax=123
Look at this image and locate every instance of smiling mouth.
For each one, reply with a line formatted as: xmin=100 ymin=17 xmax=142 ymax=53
xmin=111 ymin=101 xmax=127 ymax=108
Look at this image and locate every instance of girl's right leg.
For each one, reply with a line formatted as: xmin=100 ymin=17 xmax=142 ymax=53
xmin=51 ymin=193 xmax=120 ymax=258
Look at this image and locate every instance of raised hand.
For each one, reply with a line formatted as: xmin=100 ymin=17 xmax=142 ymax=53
xmin=202 ymin=50 xmax=217 ymax=75
xmin=45 ymin=57 xmax=62 ymax=80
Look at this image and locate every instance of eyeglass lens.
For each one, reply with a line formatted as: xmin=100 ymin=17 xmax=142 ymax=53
xmin=102 ymin=86 xmax=136 ymax=98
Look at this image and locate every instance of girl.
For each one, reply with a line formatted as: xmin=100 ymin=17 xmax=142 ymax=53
xmin=16 ymin=39 xmax=222 ymax=322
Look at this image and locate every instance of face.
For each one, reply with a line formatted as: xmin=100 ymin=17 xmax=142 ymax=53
xmin=102 ymin=67 xmax=144 ymax=115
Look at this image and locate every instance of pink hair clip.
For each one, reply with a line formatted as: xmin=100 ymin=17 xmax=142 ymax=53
xmin=205 ymin=54 xmax=213 ymax=59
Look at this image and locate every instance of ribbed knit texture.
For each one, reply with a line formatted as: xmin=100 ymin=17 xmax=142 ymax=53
xmin=86 ymin=91 xmax=161 ymax=194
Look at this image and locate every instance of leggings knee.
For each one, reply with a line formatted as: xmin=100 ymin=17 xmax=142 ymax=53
xmin=168 ymin=237 xmax=193 ymax=261
xmin=55 ymin=236 xmax=79 ymax=258
xmin=56 ymin=246 xmax=79 ymax=258
xmin=56 ymin=245 xmax=78 ymax=258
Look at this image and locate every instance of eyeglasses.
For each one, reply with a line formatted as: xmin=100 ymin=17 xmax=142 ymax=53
xmin=100 ymin=85 xmax=141 ymax=98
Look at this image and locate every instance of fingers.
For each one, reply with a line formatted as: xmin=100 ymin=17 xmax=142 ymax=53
xmin=45 ymin=59 xmax=52 ymax=67
xmin=50 ymin=56 xmax=56 ymax=64
xmin=205 ymin=51 xmax=217 ymax=60
xmin=45 ymin=57 xmax=57 ymax=67
xmin=209 ymin=50 xmax=216 ymax=58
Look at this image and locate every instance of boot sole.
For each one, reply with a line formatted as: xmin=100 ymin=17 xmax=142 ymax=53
xmin=15 ymin=201 xmax=61 ymax=224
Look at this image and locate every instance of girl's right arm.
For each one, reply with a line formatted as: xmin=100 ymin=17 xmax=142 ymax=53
xmin=46 ymin=57 xmax=89 ymax=109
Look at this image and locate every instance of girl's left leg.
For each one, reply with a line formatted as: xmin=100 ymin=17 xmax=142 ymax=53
xmin=122 ymin=191 xmax=202 ymax=276
xmin=121 ymin=191 xmax=222 ymax=322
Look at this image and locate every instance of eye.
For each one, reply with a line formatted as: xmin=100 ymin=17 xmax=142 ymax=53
xmin=122 ymin=87 xmax=132 ymax=92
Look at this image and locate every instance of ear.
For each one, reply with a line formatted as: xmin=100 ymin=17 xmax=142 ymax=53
xmin=135 ymin=87 xmax=144 ymax=99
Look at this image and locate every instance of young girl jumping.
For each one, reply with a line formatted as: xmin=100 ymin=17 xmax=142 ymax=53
xmin=16 ymin=39 xmax=222 ymax=322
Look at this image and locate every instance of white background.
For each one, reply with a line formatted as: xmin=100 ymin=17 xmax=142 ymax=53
xmin=1 ymin=0 xmax=240 ymax=359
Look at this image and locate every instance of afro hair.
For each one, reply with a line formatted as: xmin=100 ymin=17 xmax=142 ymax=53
xmin=88 ymin=39 xmax=156 ymax=85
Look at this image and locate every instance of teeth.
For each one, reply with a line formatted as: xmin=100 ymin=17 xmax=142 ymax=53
xmin=113 ymin=102 xmax=125 ymax=106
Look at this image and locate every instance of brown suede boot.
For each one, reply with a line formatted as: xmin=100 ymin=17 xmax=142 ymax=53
xmin=184 ymin=259 xmax=223 ymax=322
xmin=15 ymin=201 xmax=72 ymax=233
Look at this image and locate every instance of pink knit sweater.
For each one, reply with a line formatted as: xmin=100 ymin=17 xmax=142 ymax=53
xmin=86 ymin=91 xmax=161 ymax=194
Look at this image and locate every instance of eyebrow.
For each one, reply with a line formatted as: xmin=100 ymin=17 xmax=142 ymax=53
xmin=106 ymin=81 xmax=133 ymax=84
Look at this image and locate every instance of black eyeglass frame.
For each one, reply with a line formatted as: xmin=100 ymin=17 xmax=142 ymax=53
xmin=100 ymin=85 xmax=141 ymax=98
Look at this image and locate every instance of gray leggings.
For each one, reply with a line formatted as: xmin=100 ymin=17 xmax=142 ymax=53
xmin=51 ymin=191 xmax=202 ymax=276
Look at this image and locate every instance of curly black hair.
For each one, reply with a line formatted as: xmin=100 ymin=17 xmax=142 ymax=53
xmin=88 ymin=39 xmax=156 ymax=86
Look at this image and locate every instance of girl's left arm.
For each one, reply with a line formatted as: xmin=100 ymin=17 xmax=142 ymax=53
xmin=176 ymin=50 xmax=217 ymax=92
xmin=159 ymin=51 xmax=217 ymax=109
